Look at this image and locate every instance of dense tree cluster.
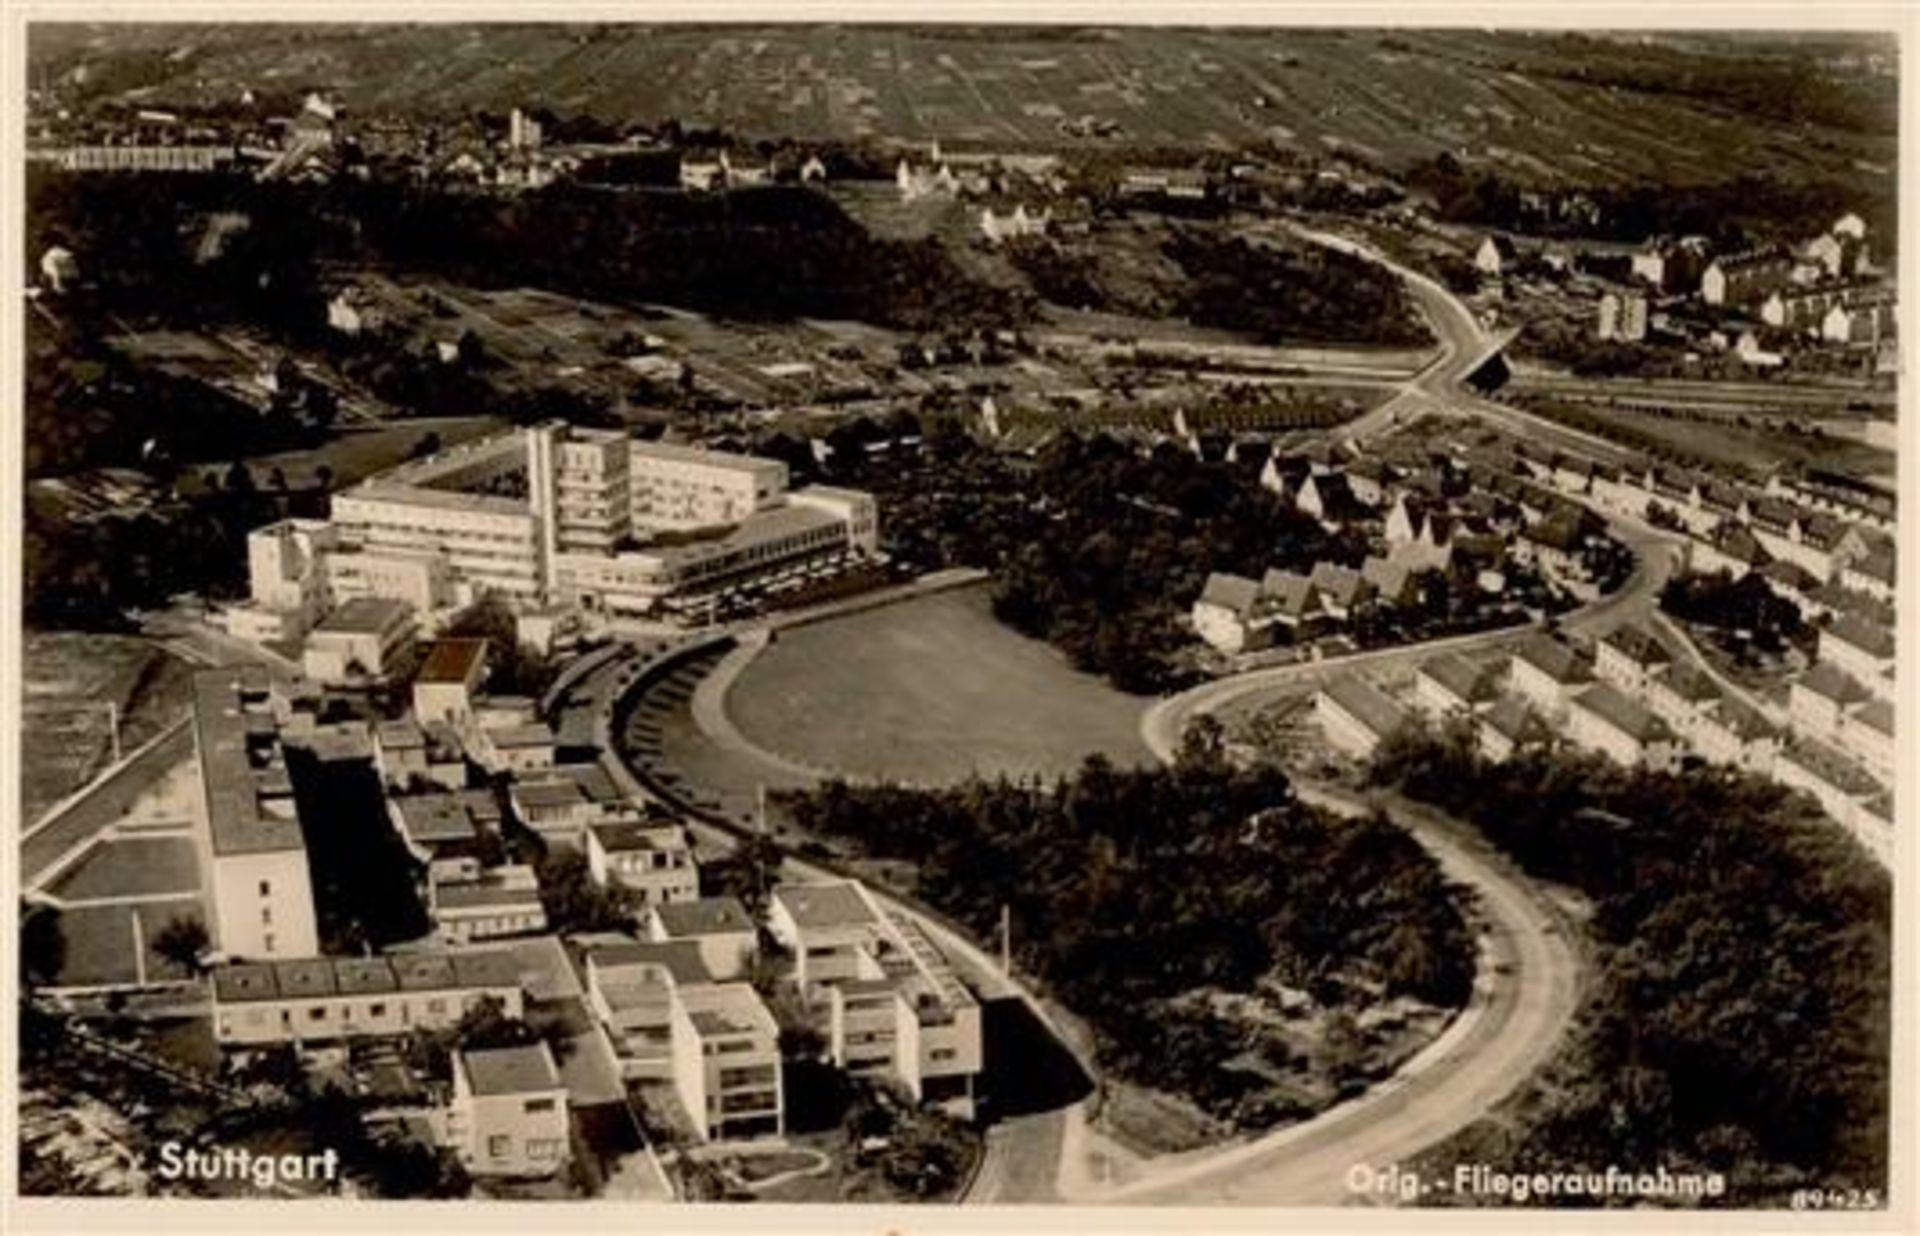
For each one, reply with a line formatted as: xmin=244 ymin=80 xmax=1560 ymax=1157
xmin=819 ymin=426 xmax=1364 ymax=692
xmin=779 ymin=746 xmax=1474 ymax=1126
xmin=1369 ymin=727 xmax=1890 ymax=1203
xmin=1660 ymin=569 xmax=1812 ymax=659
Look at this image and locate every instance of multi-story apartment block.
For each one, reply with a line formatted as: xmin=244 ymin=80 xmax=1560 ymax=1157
xmin=209 ymin=950 xmax=524 ymax=1046
xmin=447 ymin=1043 xmax=571 ymax=1178
xmin=190 ymin=668 xmax=319 ymax=962
xmin=509 ymin=763 xmax=635 ymax=849
xmin=1693 ymin=698 xmax=1781 ymax=775
xmin=1643 ymin=663 xmax=1722 ymax=745
xmin=1477 ymin=695 xmax=1552 ymax=762
xmin=671 ymin=983 xmax=785 ymax=1142
xmin=623 ymin=437 xmax=786 ymax=531
xmin=768 ymin=880 xmax=983 ymax=1118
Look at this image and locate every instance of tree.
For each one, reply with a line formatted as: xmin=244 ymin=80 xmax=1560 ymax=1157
xmin=152 ymin=915 xmax=210 ymax=974
xmin=21 ymin=904 xmax=64 ymax=988
xmin=1177 ymin=713 xmax=1228 ymax=770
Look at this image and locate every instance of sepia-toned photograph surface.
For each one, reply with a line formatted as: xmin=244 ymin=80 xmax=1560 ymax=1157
xmin=7 ymin=8 xmax=1909 ymax=1227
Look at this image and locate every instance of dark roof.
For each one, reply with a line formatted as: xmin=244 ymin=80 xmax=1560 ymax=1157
xmin=1706 ymin=698 xmax=1777 ymax=743
xmin=459 ymin=1043 xmax=561 ymax=1097
xmin=1309 ymin=561 xmax=1371 ymax=607
xmin=589 ymin=939 xmax=713 ymax=986
xmin=1197 ymin=572 xmax=1261 ymax=616
xmin=1260 ymin=569 xmax=1320 ymax=619
xmin=651 ymin=896 xmax=754 ymax=938
xmin=1796 ymin=662 xmax=1870 ymax=707
xmin=417 ymin=638 xmax=489 ymax=685
xmin=1419 ymin=653 xmax=1500 ymax=705
xmin=1600 ymin=624 xmax=1671 ymax=670
xmin=1573 ymin=684 xmax=1673 ymax=745
xmin=1825 ymin=613 xmax=1894 ymax=660
xmin=1852 ymin=698 xmax=1893 ymax=738
xmin=1783 ymin=737 xmax=1881 ymax=796
xmin=1319 ymin=675 xmax=1409 ymax=739
xmin=1650 ymin=663 xmax=1721 ymax=706
xmin=1482 ymin=695 xmax=1550 ymax=745
xmin=1512 ymin=634 xmax=1591 ymax=685
xmin=211 ymin=949 xmax=520 ymax=1003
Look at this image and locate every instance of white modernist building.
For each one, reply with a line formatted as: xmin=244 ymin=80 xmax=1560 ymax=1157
xmin=190 ymin=667 xmax=320 ymax=962
xmin=768 ymin=880 xmax=984 ymax=1118
xmin=229 ymin=424 xmax=879 ymax=635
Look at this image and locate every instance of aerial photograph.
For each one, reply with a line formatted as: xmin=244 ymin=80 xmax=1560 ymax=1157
xmin=12 ymin=18 xmax=1899 ymax=1216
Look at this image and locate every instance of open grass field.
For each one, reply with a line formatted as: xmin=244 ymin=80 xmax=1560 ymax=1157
xmin=726 ymin=583 xmax=1152 ymax=785
xmin=32 ymin=27 xmax=1893 ymax=192
xmin=44 ymin=836 xmax=201 ymax=903
xmin=20 ymin=631 xmax=197 ymax=823
xmin=49 ymin=898 xmax=205 ymax=988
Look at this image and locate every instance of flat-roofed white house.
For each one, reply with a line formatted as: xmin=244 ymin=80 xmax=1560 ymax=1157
xmin=447 ymin=1042 xmax=570 ymax=1178
xmin=430 ymin=864 xmax=548 ymax=944
xmin=585 ymin=940 xmax=712 ymax=1081
xmin=509 ymin=764 xmax=634 ymax=849
xmin=767 ymin=880 xmax=984 ymax=1118
xmin=302 ymin=597 xmax=418 ymax=686
xmin=586 ymin=818 xmax=699 ymax=909
xmin=646 ymin=897 xmax=758 ymax=980
xmin=670 ymin=983 xmax=785 ymax=1142
xmin=1568 ymin=684 xmax=1679 ymax=770
xmin=1315 ymin=676 xmax=1410 ymax=760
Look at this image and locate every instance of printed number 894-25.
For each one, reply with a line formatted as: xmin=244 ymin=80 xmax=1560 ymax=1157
xmin=1790 ymin=1188 xmax=1882 ymax=1210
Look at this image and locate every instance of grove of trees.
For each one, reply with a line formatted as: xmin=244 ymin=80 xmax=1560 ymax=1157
xmin=1369 ymin=725 xmax=1889 ymax=1204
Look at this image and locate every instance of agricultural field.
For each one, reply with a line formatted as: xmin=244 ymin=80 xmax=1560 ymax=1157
xmin=20 ymin=632 xmax=197 ymax=823
xmin=725 ymin=583 xmax=1153 ymax=786
xmin=30 ymin=27 xmax=1895 ymax=192
xmin=1517 ymin=396 xmax=1898 ymax=485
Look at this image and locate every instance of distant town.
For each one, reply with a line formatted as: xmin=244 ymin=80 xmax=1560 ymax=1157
xmin=17 ymin=22 xmax=1895 ymax=1214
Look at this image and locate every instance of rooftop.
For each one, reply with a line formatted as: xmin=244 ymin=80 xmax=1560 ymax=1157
xmin=630 ymin=438 xmax=785 ymax=476
xmin=1797 ymin=662 xmax=1871 ymax=707
xmin=589 ymin=939 xmax=713 ymax=987
xmin=1600 ymin=624 xmax=1671 ymax=669
xmin=1825 ymin=613 xmax=1894 ymax=660
xmin=1418 ymin=653 xmax=1500 ymax=704
xmin=394 ymin=792 xmax=486 ymax=844
xmin=459 ymin=1042 xmax=561 ymax=1097
xmin=313 ymin=596 xmax=412 ymax=636
xmin=191 ymin=667 xmax=306 ymax=857
xmin=1513 ymin=634 xmax=1592 ymax=685
xmin=591 ymin=818 xmax=687 ymax=854
xmin=678 ymin=983 xmax=778 ymax=1041
xmin=211 ymin=949 xmax=520 ymax=1004
xmin=1320 ymin=675 xmax=1409 ymax=739
xmin=1573 ymin=683 xmax=1673 ymax=745
xmin=417 ymin=638 xmax=489 ymax=685
xmin=1483 ymin=694 xmax=1551 ymax=745
xmin=651 ymin=896 xmax=753 ymax=938
xmin=774 ymin=881 xmax=877 ymax=931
